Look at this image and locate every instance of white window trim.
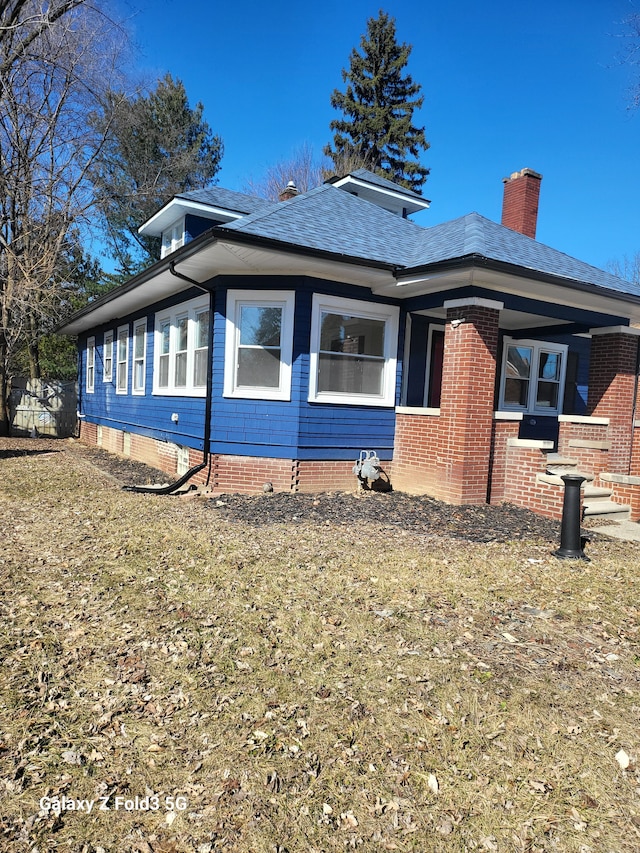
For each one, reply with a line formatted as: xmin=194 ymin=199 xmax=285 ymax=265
xmin=498 ymin=337 xmax=568 ymax=415
xmin=86 ymin=336 xmax=95 ymax=394
xmin=223 ymin=290 xmax=295 ymax=401
xmin=132 ymin=318 xmax=147 ymax=395
xmin=160 ymin=218 xmax=185 ymax=259
xmin=308 ymin=294 xmax=399 ymax=407
xmin=153 ymin=295 xmax=209 ymax=397
xmin=116 ymin=324 xmax=129 ymax=395
xmin=103 ymin=331 xmax=113 ymax=383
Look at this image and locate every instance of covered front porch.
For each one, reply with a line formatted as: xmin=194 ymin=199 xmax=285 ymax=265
xmin=391 ymin=286 xmax=640 ymax=520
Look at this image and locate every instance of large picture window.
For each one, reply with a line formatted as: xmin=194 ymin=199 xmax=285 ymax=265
xmin=499 ymin=338 xmax=568 ymax=415
xmin=153 ymin=296 xmax=209 ymax=396
xmin=224 ymin=290 xmax=295 ymax=400
xmin=308 ymin=295 xmax=399 ymax=406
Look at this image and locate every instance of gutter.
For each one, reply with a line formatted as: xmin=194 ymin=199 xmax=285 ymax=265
xmin=395 ymin=254 xmax=640 ymax=307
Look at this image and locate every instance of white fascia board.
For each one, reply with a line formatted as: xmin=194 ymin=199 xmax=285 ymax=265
xmin=332 ymin=176 xmax=430 ymax=213
xmin=138 ymin=198 xmax=244 ymax=236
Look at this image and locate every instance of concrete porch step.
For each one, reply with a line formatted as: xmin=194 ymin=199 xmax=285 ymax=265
xmin=582 ymin=485 xmax=614 ymax=502
xmin=582 ymin=498 xmax=631 ymax=521
xmin=544 ymin=453 xmax=594 ymax=482
xmin=537 ymin=471 xmax=594 ymax=486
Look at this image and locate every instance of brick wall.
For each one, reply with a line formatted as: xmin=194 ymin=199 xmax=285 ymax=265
xmin=631 ymin=424 xmax=640 ymax=477
xmin=488 ymin=419 xmax=521 ymax=504
xmin=212 ymin=455 xmax=297 ymax=493
xmin=596 ymin=475 xmax=640 ymax=522
xmin=392 ymin=411 xmax=449 ymax=498
xmin=438 ymin=302 xmax=500 ymax=504
xmin=502 ymin=441 xmax=567 ymax=520
xmin=557 ymin=418 xmax=610 ymax=476
xmin=79 ymin=420 xmax=97 ymax=445
xmin=587 ymin=331 xmax=639 ymax=473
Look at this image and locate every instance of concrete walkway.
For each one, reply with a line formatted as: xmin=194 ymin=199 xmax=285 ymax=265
xmin=588 ymin=519 xmax=640 ymax=542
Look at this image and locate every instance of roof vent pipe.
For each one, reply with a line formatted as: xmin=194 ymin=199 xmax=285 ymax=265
xmin=279 ymin=180 xmax=299 ymax=201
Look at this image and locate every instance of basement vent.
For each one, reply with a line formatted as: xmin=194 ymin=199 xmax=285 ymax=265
xmin=177 ymin=446 xmax=190 ymax=476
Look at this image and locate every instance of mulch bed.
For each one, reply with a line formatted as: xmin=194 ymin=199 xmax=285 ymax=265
xmin=1 ymin=436 xmax=576 ymax=543
xmin=208 ymin=489 xmax=563 ymax=543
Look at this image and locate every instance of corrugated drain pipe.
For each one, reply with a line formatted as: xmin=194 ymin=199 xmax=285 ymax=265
xmin=123 ymin=262 xmax=214 ymax=494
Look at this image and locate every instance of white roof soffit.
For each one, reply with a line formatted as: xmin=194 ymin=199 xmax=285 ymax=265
xmin=332 ymin=175 xmax=430 ymax=214
xmin=381 ymin=266 xmax=640 ymax=324
xmin=60 ymin=239 xmax=397 ymax=335
xmin=138 ymin=199 xmax=244 ymax=236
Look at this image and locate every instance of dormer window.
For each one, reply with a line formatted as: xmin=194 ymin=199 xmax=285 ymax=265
xmin=161 ymin=220 xmax=185 ymax=258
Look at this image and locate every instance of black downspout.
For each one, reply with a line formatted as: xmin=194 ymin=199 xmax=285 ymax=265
xmin=123 ymin=263 xmax=215 ymax=494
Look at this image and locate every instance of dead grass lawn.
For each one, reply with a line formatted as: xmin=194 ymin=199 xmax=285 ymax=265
xmin=0 ymin=440 xmax=639 ymax=852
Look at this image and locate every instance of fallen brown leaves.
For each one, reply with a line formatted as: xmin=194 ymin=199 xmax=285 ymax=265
xmin=0 ymin=438 xmax=639 ymax=852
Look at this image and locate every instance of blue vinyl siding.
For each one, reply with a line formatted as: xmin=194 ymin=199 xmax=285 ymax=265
xmin=78 ymin=276 xmax=599 ymax=464
xmin=79 ymin=277 xmax=400 ymax=461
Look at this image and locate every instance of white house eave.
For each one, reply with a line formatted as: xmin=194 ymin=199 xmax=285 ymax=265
xmin=59 ymin=239 xmax=397 ymax=335
xmin=138 ymin=198 xmax=244 ymax=236
xmin=375 ymin=266 xmax=640 ymax=325
xmin=332 ymin=175 xmax=430 ymax=214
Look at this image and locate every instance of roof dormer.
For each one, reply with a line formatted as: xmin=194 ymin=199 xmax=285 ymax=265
xmin=327 ymin=168 xmax=430 ymax=218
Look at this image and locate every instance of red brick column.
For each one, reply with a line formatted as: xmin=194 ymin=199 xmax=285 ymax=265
xmin=588 ymin=327 xmax=640 ymax=474
xmin=438 ymin=298 xmax=503 ymax=504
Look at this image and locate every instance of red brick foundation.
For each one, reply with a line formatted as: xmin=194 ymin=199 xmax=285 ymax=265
xmin=78 ymin=421 xmax=371 ymax=494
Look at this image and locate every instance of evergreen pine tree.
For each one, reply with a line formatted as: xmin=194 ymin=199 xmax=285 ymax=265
xmin=324 ymin=10 xmax=429 ymax=192
xmin=91 ymin=75 xmax=223 ymax=276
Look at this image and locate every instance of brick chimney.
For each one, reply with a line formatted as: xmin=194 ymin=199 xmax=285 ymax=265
xmin=279 ymin=180 xmax=299 ymax=202
xmin=501 ymin=168 xmax=542 ymax=239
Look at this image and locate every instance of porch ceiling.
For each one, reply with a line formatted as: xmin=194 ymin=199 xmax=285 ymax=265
xmin=412 ymin=305 xmax=571 ymax=331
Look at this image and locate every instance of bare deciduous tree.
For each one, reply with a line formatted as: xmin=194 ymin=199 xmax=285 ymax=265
xmin=0 ymin=0 xmax=128 ymax=434
xmin=244 ymin=143 xmax=325 ymax=201
xmin=608 ymin=253 xmax=640 ymax=285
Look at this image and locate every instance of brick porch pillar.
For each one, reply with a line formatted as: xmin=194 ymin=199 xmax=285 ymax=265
xmin=588 ymin=326 xmax=640 ymax=474
xmin=439 ymin=297 xmax=503 ymax=504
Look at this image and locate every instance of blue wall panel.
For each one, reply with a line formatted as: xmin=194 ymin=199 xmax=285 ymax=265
xmin=78 ymin=274 xmax=598 ymax=465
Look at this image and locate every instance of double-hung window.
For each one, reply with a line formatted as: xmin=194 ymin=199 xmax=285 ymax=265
xmin=116 ymin=325 xmax=129 ymax=394
xmin=160 ymin=220 xmax=185 ymax=258
xmin=308 ymin=295 xmax=399 ymax=407
xmin=103 ymin=331 xmax=113 ymax=383
xmin=499 ymin=338 xmax=568 ymax=415
xmin=133 ymin=319 xmax=147 ymax=394
xmin=224 ymin=290 xmax=295 ymax=401
xmin=153 ymin=296 xmax=209 ymax=396
xmin=86 ymin=337 xmax=95 ymax=393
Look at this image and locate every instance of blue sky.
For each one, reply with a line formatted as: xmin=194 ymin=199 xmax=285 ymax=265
xmin=122 ymin=0 xmax=639 ymax=273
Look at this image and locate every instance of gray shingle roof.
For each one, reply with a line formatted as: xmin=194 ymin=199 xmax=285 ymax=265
xmin=176 ymin=186 xmax=274 ymax=216
xmin=222 ymin=184 xmax=425 ymax=266
xmin=410 ymin=213 xmax=640 ymax=296
xmin=220 ymin=187 xmax=637 ymax=297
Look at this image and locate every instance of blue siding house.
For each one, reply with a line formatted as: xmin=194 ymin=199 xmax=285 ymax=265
xmin=60 ymin=168 xmax=640 ymax=512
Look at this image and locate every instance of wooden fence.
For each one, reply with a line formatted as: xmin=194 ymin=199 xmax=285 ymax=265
xmin=9 ymin=379 xmax=77 ymax=438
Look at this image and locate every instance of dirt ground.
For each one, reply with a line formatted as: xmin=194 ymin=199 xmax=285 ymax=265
xmin=0 ymin=437 xmax=639 ymax=852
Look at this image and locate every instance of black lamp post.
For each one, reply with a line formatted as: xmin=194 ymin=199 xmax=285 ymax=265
xmin=553 ymin=474 xmax=589 ymax=560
